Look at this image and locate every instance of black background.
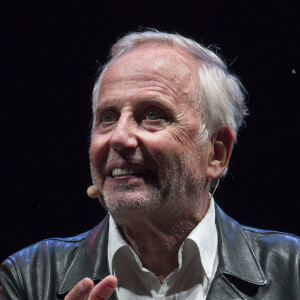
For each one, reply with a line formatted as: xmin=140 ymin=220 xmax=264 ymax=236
xmin=1 ymin=1 xmax=299 ymax=263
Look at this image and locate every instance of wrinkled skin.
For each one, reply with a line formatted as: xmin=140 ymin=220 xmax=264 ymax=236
xmin=90 ymin=44 xmax=212 ymax=224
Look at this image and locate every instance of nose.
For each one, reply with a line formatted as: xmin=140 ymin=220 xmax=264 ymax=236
xmin=109 ymin=115 xmax=138 ymax=151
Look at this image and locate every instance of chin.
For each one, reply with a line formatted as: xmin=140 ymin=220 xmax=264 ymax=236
xmin=103 ymin=189 xmax=161 ymax=217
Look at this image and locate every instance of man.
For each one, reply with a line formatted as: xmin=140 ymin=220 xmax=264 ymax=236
xmin=1 ymin=30 xmax=299 ymax=300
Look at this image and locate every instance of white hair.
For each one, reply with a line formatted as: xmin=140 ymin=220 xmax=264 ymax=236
xmin=92 ymin=30 xmax=247 ymax=140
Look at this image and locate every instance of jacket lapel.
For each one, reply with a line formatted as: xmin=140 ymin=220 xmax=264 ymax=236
xmin=207 ymin=204 xmax=267 ymax=299
xmin=57 ymin=217 xmax=115 ymax=298
xmin=56 ymin=204 xmax=268 ymax=299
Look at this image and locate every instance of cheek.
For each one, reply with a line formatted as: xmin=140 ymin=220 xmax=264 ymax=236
xmin=166 ymin=126 xmax=200 ymax=156
xmin=141 ymin=124 xmax=198 ymax=150
xmin=89 ymin=134 xmax=110 ymax=167
xmin=139 ymin=131 xmax=177 ymax=155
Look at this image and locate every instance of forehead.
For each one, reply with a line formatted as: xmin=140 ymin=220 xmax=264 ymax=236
xmin=99 ymin=44 xmax=198 ymax=100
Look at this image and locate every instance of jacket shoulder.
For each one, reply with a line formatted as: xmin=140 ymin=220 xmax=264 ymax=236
xmin=242 ymin=225 xmax=300 ymax=252
xmin=241 ymin=225 xmax=300 ymax=287
xmin=214 ymin=204 xmax=300 ymax=299
xmin=0 ymin=220 xmax=109 ymax=300
xmin=4 ymin=230 xmax=91 ymax=267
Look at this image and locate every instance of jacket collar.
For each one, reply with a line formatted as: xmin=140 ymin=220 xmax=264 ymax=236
xmin=57 ymin=204 xmax=267 ymax=297
xmin=212 ymin=204 xmax=267 ymax=298
xmin=57 ymin=217 xmax=111 ymax=297
xmin=215 ymin=204 xmax=267 ymax=285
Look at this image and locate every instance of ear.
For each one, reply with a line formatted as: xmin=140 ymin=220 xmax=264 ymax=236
xmin=206 ymin=126 xmax=236 ymax=179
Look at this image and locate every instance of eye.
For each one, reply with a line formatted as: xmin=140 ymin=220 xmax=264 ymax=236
xmin=145 ymin=109 xmax=165 ymax=120
xmin=102 ymin=110 xmax=118 ymax=123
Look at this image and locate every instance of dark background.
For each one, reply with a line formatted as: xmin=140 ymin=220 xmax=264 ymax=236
xmin=1 ymin=1 xmax=299 ymax=263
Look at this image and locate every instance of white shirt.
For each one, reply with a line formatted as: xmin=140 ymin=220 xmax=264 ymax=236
xmin=108 ymin=199 xmax=219 ymax=300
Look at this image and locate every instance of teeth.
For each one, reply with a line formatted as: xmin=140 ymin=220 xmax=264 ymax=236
xmin=112 ymin=167 xmax=145 ymax=177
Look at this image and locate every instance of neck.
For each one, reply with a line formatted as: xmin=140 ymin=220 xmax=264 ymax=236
xmin=113 ymin=191 xmax=210 ymax=282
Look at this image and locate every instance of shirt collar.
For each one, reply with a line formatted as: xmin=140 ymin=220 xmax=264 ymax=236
xmin=182 ymin=198 xmax=218 ymax=279
xmin=108 ymin=198 xmax=218 ymax=281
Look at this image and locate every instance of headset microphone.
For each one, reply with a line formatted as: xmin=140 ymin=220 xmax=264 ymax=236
xmin=87 ymin=185 xmax=101 ymax=199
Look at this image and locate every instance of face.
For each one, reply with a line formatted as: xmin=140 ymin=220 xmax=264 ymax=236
xmin=90 ymin=44 xmax=211 ymax=221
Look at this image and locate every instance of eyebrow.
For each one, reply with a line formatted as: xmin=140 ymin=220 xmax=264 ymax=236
xmin=95 ymin=96 xmax=174 ymax=114
xmin=95 ymin=103 xmax=117 ymax=115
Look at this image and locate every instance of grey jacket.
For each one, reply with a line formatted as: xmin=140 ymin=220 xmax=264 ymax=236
xmin=1 ymin=204 xmax=299 ymax=299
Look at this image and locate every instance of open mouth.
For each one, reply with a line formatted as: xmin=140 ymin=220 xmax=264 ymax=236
xmin=111 ymin=167 xmax=150 ymax=178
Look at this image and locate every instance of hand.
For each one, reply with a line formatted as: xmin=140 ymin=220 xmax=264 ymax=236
xmin=64 ymin=275 xmax=117 ymax=300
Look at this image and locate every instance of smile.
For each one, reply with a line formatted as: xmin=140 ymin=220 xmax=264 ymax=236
xmin=111 ymin=167 xmax=147 ymax=177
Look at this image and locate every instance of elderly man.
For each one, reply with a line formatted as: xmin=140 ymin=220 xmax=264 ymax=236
xmin=1 ymin=31 xmax=299 ymax=300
